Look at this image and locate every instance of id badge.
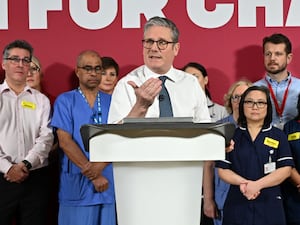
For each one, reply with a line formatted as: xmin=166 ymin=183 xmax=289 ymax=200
xmin=264 ymin=162 xmax=276 ymax=174
xmin=274 ymin=122 xmax=284 ymax=130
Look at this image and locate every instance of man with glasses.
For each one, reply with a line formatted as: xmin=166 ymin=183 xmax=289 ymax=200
xmin=51 ymin=50 xmax=116 ymax=225
xmin=108 ymin=16 xmax=210 ymax=225
xmin=0 ymin=40 xmax=54 ymax=225
xmin=108 ymin=16 xmax=210 ymax=123
xmin=254 ymin=33 xmax=300 ymax=130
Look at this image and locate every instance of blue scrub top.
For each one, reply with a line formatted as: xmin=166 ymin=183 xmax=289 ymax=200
xmin=51 ymin=89 xmax=115 ymax=206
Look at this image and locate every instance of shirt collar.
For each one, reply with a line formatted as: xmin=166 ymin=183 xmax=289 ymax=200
xmin=239 ymin=124 xmax=272 ymax=132
xmin=266 ymin=72 xmax=291 ymax=84
xmin=144 ymin=66 xmax=176 ymax=82
xmin=0 ymin=80 xmax=32 ymax=94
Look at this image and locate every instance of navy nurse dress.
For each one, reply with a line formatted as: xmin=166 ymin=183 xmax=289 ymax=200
xmin=216 ymin=125 xmax=294 ymax=225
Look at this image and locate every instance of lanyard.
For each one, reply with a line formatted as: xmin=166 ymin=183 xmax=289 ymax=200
xmin=77 ymin=87 xmax=102 ymax=124
xmin=265 ymin=77 xmax=291 ymax=118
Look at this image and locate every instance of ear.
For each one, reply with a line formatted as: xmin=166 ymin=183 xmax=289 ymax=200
xmin=204 ymin=76 xmax=209 ymax=86
xmin=173 ymin=42 xmax=180 ymax=56
xmin=2 ymin=61 xmax=5 ymax=70
xmin=287 ymin=53 xmax=293 ymax=65
xmin=75 ymin=68 xmax=80 ymax=78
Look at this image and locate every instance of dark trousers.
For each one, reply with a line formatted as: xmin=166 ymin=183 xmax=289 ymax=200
xmin=0 ymin=167 xmax=50 ymax=225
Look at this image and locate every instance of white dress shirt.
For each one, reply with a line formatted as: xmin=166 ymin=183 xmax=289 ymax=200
xmin=0 ymin=81 xmax=54 ymax=173
xmin=108 ymin=65 xmax=211 ymax=123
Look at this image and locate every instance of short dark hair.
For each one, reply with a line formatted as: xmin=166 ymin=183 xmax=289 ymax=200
xmin=182 ymin=62 xmax=207 ymax=77
xmin=102 ymin=56 xmax=119 ymax=76
xmin=238 ymin=86 xmax=273 ymax=128
xmin=263 ymin=33 xmax=292 ymax=54
xmin=2 ymin=39 xmax=33 ymax=59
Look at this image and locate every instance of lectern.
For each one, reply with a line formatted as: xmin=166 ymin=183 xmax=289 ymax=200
xmin=81 ymin=119 xmax=235 ymax=225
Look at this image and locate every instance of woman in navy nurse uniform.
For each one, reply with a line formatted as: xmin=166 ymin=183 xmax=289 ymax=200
xmin=216 ymin=86 xmax=294 ymax=225
xmin=282 ymin=93 xmax=300 ymax=225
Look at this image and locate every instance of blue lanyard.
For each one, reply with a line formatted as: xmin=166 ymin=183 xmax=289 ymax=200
xmin=77 ymin=87 xmax=102 ymax=124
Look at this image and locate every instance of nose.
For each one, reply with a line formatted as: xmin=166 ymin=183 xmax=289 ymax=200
xmin=252 ymin=102 xmax=259 ymax=108
xmin=89 ymin=70 xmax=97 ymax=76
xmin=150 ymin=42 xmax=159 ymax=51
xmin=18 ymin=60 xmax=25 ymax=67
xmin=107 ymin=75 xmax=115 ymax=81
xmin=270 ymin=54 xmax=276 ymax=60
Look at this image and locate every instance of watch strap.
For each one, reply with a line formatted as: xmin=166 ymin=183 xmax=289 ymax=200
xmin=22 ymin=160 xmax=32 ymax=170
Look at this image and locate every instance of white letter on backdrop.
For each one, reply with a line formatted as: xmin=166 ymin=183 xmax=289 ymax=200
xmin=238 ymin=0 xmax=283 ymax=27
xmin=122 ymin=0 xmax=168 ymax=28
xmin=69 ymin=0 xmax=117 ymax=29
xmin=29 ymin=0 xmax=62 ymax=29
xmin=187 ymin=0 xmax=234 ymax=28
xmin=286 ymin=0 xmax=300 ymax=26
xmin=0 ymin=0 xmax=8 ymax=29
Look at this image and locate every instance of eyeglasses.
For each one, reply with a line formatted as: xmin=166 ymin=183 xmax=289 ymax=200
xmin=244 ymin=100 xmax=267 ymax=108
xmin=29 ymin=66 xmax=40 ymax=74
xmin=142 ymin=39 xmax=176 ymax=50
xmin=5 ymin=57 xmax=31 ymax=66
xmin=78 ymin=65 xmax=102 ymax=74
xmin=231 ymin=95 xmax=242 ymax=103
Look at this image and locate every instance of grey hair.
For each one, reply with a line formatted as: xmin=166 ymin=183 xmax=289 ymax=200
xmin=144 ymin=16 xmax=179 ymax=43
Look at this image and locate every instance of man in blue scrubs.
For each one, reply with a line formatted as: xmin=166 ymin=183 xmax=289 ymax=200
xmin=51 ymin=50 xmax=116 ymax=225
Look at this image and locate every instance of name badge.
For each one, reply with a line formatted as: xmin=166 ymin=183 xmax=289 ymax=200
xmin=288 ymin=132 xmax=300 ymax=141
xmin=21 ymin=100 xmax=36 ymax=110
xmin=264 ymin=162 xmax=276 ymax=174
xmin=264 ymin=137 xmax=279 ymax=149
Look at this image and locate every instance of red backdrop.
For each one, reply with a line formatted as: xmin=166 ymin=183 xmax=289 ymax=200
xmin=1 ymin=0 xmax=300 ymax=105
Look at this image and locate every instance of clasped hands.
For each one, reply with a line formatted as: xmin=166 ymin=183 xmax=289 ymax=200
xmin=81 ymin=162 xmax=108 ymax=193
xmin=4 ymin=162 xmax=29 ymax=183
xmin=240 ymin=180 xmax=261 ymax=200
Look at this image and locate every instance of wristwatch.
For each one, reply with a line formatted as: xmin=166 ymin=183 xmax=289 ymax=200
xmin=22 ymin=160 xmax=32 ymax=170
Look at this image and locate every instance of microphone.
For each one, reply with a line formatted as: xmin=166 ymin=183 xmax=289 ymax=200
xmin=159 ymin=94 xmax=165 ymax=101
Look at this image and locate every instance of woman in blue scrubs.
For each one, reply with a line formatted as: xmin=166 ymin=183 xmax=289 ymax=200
xmin=282 ymin=93 xmax=300 ymax=225
xmin=216 ymin=86 xmax=294 ymax=225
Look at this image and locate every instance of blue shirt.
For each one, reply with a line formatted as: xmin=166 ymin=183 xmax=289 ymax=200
xmin=51 ymin=89 xmax=115 ymax=206
xmin=254 ymin=74 xmax=300 ymax=126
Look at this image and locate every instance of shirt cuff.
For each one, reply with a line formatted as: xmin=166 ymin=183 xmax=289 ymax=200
xmin=0 ymin=159 xmax=13 ymax=174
